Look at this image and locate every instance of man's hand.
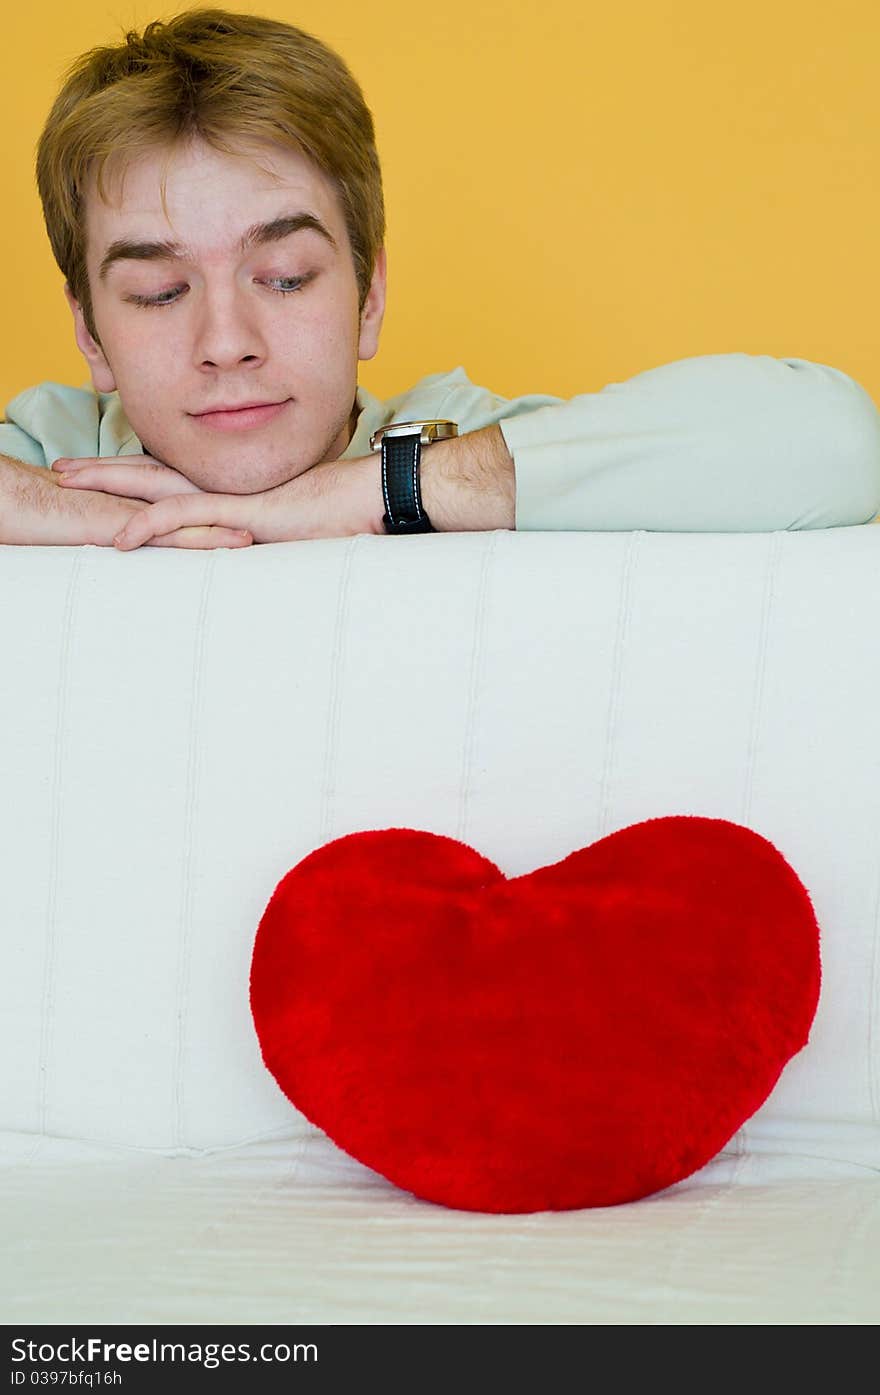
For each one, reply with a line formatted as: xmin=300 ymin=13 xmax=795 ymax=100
xmin=0 ymin=452 xmax=248 ymax=549
xmin=52 ymin=453 xmax=204 ymax=501
xmin=103 ymin=454 xmax=384 ymax=550
xmin=48 ymin=452 xmax=252 ymax=549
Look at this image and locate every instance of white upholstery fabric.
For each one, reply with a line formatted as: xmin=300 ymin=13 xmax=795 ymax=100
xmin=1 ymin=526 xmax=879 ymax=1321
xmin=1 ymin=1129 xmax=877 ymax=1325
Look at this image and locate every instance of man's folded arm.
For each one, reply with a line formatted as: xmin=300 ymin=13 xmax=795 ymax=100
xmin=491 ymin=353 xmax=880 ymax=532
xmin=0 ymin=451 xmax=57 ymax=544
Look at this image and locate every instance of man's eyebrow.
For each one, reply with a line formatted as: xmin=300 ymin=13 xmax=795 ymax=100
xmin=97 ymin=212 xmax=338 ymax=281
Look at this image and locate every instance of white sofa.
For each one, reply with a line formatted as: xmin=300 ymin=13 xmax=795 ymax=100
xmin=2 ymin=522 xmax=879 ymax=1325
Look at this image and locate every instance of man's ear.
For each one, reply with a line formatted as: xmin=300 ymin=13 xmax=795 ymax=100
xmin=357 ymin=246 xmax=387 ymax=363
xmin=64 ymin=283 xmax=117 ymax=394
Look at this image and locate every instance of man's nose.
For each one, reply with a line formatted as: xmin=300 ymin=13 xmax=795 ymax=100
xmin=192 ymin=285 xmax=268 ymax=368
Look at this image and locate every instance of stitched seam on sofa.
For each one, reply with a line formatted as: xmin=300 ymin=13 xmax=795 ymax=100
xmin=456 ymin=530 xmax=502 ymax=845
xmin=596 ymin=530 xmax=643 ymax=842
xmin=318 ymin=534 xmax=365 ymax=847
xmin=38 ymin=547 xmax=88 ymax=1136
xmin=173 ymin=552 xmax=218 ymax=1148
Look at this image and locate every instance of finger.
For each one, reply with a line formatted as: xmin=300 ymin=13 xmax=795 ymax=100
xmin=57 ymin=467 xmax=181 ymax=501
xmin=56 ymin=464 xmax=201 ymax=501
xmin=56 ymin=467 xmax=155 ymax=500
xmin=144 ymin=527 xmax=253 ymax=549
xmin=51 ymin=460 xmax=160 ymax=477
xmin=51 ymin=463 xmax=105 ymax=479
xmin=113 ymin=494 xmax=251 ymax=549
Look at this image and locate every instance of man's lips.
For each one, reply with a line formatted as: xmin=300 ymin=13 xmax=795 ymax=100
xmin=190 ymin=399 xmax=292 ymax=432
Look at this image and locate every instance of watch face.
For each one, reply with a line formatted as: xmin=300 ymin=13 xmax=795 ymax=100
xmin=370 ymin=419 xmax=459 ymax=452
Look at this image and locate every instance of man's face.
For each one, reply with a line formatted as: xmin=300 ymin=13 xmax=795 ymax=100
xmin=65 ymin=136 xmax=386 ymax=493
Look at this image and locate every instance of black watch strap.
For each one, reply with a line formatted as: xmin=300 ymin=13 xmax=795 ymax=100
xmin=381 ymin=432 xmax=435 ymax=534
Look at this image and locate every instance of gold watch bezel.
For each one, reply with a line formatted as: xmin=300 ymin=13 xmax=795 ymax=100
xmin=369 ymin=419 xmax=459 ymax=452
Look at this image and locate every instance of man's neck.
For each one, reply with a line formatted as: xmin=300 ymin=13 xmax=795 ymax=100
xmin=347 ymin=394 xmax=360 ymax=448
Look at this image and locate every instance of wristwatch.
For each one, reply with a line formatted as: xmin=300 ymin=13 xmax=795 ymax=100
xmin=369 ymin=419 xmax=459 ymax=534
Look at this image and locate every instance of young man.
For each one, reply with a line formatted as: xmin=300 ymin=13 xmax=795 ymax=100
xmin=2 ymin=8 xmax=879 ymax=550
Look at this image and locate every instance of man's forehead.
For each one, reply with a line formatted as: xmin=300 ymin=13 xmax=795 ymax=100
xmin=84 ymin=138 xmax=341 ymax=243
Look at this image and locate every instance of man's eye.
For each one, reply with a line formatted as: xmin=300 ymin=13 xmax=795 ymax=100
xmin=126 ymin=286 xmax=185 ymax=308
xmin=263 ymin=275 xmax=308 ymax=295
xmin=125 ymin=275 xmax=310 ymax=309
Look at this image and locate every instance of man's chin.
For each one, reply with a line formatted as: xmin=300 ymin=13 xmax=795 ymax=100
xmin=187 ymin=462 xmax=319 ymax=495
xmin=141 ymin=440 xmax=312 ymax=495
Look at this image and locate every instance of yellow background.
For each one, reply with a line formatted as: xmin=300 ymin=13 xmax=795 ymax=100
xmin=2 ymin=1 xmax=878 ymax=409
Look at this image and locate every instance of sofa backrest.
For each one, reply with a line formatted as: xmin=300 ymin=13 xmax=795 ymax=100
xmin=1 ymin=526 xmax=878 ymax=1171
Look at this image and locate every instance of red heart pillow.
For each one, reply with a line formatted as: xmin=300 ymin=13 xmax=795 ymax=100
xmin=250 ymin=816 xmax=820 ymax=1212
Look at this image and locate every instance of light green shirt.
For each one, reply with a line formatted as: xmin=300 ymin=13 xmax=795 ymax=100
xmin=2 ymin=354 xmax=879 ymax=530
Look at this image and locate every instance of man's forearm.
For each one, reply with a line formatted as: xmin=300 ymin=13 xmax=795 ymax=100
xmin=0 ymin=451 xmax=118 ymax=547
xmin=0 ymin=453 xmax=58 ymax=544
xmin=417 ymin=423 xmax=515 ymax=532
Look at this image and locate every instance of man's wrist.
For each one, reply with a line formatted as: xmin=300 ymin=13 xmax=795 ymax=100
xmin=343 ymin=422 xmax=518 ymax=538
xmin=349 ymin=455 xmax=387 ymax=535
xmin=417 ymin=423 xmax=515 ymax=532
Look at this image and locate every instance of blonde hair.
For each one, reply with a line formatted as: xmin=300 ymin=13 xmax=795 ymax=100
xmin=35 ymin=8 xmax=386 ymax=345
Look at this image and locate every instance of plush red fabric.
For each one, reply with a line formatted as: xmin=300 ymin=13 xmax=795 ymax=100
xmin=249 ymin=816 xmax=820 ymax=1213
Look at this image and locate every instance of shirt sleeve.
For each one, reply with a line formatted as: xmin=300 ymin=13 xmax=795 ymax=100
xmin=0 ymin=420 xmax=47 ymax=467
xmin=495 ymin=353 xmax=880 ymax=531
xmin=0 ymin=381 xmax=106 ymax=470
